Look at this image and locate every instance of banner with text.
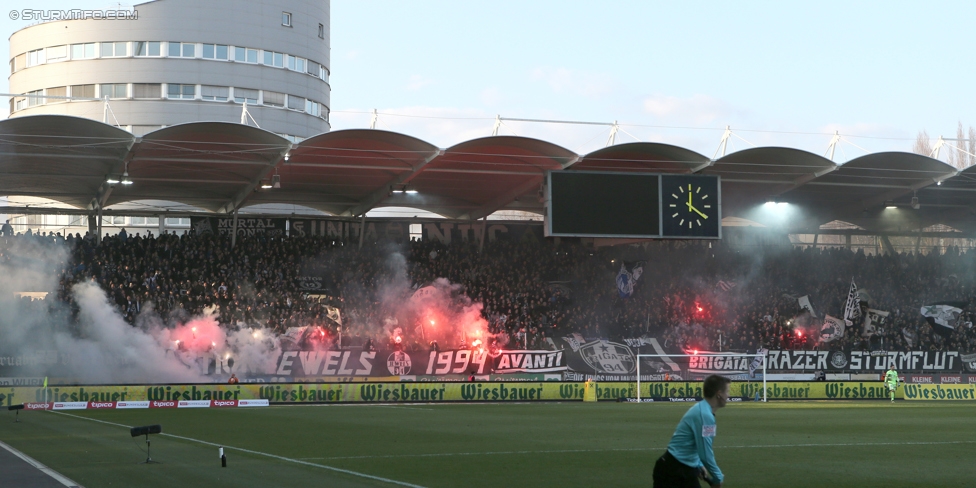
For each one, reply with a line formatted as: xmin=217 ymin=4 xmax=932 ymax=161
xmin=11 ymin=381 xmax=971 ymax=406
xmin=190 ymin=217 xmax=287 ymax=237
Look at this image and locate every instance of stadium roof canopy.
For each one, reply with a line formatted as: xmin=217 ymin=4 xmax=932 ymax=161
xmin=0 ymin=115 xmax=971 ymax=234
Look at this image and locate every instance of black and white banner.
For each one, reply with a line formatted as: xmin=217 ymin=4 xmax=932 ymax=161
xmin=921 ymin=302 xmax=968 ymax=338
xmin=190 ymin=217 xmax=287 ymax=237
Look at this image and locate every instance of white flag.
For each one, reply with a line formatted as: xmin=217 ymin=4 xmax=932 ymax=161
xmin=749 ymin=348 xmax=768 ymax=377
xmin=819 ymin=315 xmax=846 ymax=343
xmin=798 ymin=296 xmax=816 ymax=318
xmin=843 ymin=279 xmax=861 ymax=326
xmin=861 ymin=309 xmax=889 ymax=338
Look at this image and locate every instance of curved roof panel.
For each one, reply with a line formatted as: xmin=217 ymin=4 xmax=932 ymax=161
xmin=105 ymin=122 xmax=290 ymax=212
xmin=247 ymin=129 xmax=440 ymax=215
xmin=783 ymin=152 xmax=955 ymax=208
xmin=571 ymin=142 xmax=709 ymax=173
xmin=0 ymin=115 xmax=134 ymax=208
xmin=405 ymin=136 xmax=576 ymax=219
xmin=705 ymin=147 xmax=837 ymax=215
xmin=885 ymin=161 xmax=976 ymax=232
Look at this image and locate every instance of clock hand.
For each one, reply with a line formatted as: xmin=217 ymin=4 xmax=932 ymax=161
xmin=689 ymin=205 xmax=708 ymax=219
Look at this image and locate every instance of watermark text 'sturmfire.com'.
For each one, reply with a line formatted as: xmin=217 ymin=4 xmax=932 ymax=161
xmin=10 ymin=9 xmax=138 ymax=21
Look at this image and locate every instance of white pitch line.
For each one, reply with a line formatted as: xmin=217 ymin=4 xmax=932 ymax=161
xmin=0 ymin=439 xmax=83 ymax=488
xmin=48 ymin=411 xmax=426 ymax=488
xmin=301 ymin=439 xmax=976 ymax=461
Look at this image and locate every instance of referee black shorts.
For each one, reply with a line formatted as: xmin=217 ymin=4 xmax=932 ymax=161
xmin=653 ymin=450 xmax=701 ymax=488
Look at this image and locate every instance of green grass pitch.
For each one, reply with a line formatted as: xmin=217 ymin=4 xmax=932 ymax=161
xmin=1 ymin=401 xmax=973 ymax=487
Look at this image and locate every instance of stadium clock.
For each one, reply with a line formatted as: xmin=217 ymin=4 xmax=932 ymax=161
xmin=661 ymin=175 xmax=720 ymax=238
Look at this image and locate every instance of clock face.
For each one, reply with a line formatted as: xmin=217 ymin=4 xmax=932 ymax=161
xmin=661 ymin=175 xmax=720 ymax=238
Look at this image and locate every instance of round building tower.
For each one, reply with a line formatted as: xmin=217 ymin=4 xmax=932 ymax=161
xmin=8 ymin=0 xmax=330 ymax=141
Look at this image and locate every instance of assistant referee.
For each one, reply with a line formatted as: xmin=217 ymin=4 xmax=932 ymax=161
xmin=653 ymin=374 xmax=731 ymax=487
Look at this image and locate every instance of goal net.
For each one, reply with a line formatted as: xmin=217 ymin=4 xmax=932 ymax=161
xmin=636 ymin=352 xmax=767 ymax=402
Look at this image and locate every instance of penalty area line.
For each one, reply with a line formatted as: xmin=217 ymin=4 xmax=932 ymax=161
xmin=47 ymin=411 xmax=427 ymax=488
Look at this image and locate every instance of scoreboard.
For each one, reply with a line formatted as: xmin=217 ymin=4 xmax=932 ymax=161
xmin=546 ymin=171 xmax=721 ymax=239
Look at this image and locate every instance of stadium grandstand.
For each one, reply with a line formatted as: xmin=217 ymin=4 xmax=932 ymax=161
xmin=0 ymin=113 xmax=974 ymax=360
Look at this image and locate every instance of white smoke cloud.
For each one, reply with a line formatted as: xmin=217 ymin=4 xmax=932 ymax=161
xmin=0 ymin=238 xmax=281 ymax=384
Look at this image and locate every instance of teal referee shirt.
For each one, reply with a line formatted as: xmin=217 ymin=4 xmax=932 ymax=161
xmin=665 ymin=400 xmax=724 ymax=484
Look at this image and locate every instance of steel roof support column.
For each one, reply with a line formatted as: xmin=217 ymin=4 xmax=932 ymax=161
xmin=88 ymin=212 xmax=97 ymax=239
xmin=825 ymin=131 xmax=841 ymax=161
xmin=478 ymin=215 xmax=487 ymax=253
xmin=231 ymin=209 xmax=239 ymax=248
xmin=713 ymin=126 xmax=732 ymax=159
xmin=358 ymin=213 xmax=366 ymax=249
xmin=96 ymin=207 xmax=103 ymax=244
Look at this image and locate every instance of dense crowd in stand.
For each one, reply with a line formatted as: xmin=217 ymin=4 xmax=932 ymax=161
xmin=2 ymin=228 xmax=975 ymax=354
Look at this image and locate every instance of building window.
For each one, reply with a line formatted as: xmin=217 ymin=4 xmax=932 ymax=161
xmin=318 ymin=23 xmax=325 ymax=39
xmin=132 ymin=83 xmax=162 ymax=99
xmin=202 ymin=44 xmax=228 ymax=60
xmin=320 ymin=65 xmax=329 ymax=82
xmin=263 ymin=51 xmax=284 ymax=68
xmin=100 ymin=84 xmax=127 ymax=99
xmin=135 ymin=41 xmax=161 ymax=57
xmin=100 ymin=41 xmax=128 ymax=57
xmin=262 ymin=90 xmax=285 ymax=107
xmin=165 ymin=218 xmax=190 ymax=227
xmin=47 ymin=86 xmax=67 ymax=102
xmin=47 ymin=45 xmax=68 ymax=62
xmin=295 ymin=57 xmax=306 ymax=73
xmin=234 ymin=46 xmax=258 ymax=63
xmin=167 ymin=83 xmax=196 ymax=99
xmin=282 ymin=12 xmax=292 ymax=26
xmin=233 ymin=87 xmax=258 ymax=104
xmin=70 ymin=43 xmax=96 ymax=59
xmin=70 ymin=84 xmax=96 ymax=99
xmin=27 ymin=49 xmax=46 ymax=67
xmin=26 ymin=89 xmax=43 ymax=107
xmin=168 ymin=42 xmax=195 ymax=58
xmin=305 ymin=99 xmax=320 ymax=117
xmin=130 ymin=125 xmax=162 ymax=136
xmin=201 ymin=85 xmax=229 ymax=101
xmin=287 ymin=95 xmax=304 ymax=111
xmin=234 ymin=88 xmax=258 ymax=105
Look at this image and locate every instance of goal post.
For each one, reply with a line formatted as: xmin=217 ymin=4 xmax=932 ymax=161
xmin=636 ymin=352 xmax=767 ymax=402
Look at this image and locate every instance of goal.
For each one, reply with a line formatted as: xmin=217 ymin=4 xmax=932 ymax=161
xmin=636 ymin=352 xmax=767 ymax=402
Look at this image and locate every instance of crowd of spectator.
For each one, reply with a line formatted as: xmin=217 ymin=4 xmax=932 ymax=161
xmin=2 ymin=226 xmax=975 ymax=354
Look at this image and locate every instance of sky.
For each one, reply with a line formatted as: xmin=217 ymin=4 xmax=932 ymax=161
xmin=4 ymin=0 xmax=976 ymax=162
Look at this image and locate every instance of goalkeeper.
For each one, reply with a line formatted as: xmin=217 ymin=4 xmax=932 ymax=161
xmin=884 ymin=367 xmax=900 ymax=402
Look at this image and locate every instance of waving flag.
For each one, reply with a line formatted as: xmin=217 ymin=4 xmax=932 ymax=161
xmin=615 ymin=262 xmax=644 ymax=298
xmin=921 ymin=302 xmax=968 ymax=338
xmin=819 ymin=315 xmax=846 ymax=343
xmin=749 ymin=348 xmax=768 ymax=378
xmin=861 ymin=309 xmax=889 ymax=337
xmin=798 ymin=295 xmax=817 ymax=317
xmin=843 ymin=279 xmax=861 ymax=326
